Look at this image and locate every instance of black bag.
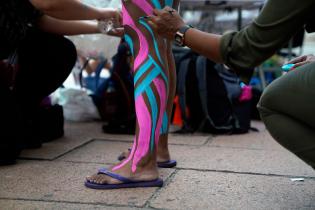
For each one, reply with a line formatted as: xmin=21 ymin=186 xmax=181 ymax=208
xmin=176 ymin=53 xmax=252 ymax=134
xmin=94 ymin=40 xmax=136 ymax=134
xmin=21 ymin=101 xmax=65 ymax=149
xmin=37 ymin=103 xmax=64 ymax=142
xmin=0 ymin=85 xmax=23 ymax=165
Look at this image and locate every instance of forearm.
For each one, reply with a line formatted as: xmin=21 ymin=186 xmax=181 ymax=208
xmin=29 ymin=0 xmax=115 ymax=20
xmin=184 ymin=28 xmax=223 ymax=63
xmin=38 ymin=15 xmax=99 ymax=35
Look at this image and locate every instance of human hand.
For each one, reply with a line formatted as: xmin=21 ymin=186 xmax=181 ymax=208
xmin=100 ymin=8 xmax=122 ymax=27
xmin=147 ymin=6 xmax=185 ymax=40
xmin=286 ymin=54 xmax=315 ymax=70
xmin=97 ymin=19 xmax=124 ymax=36
xmin=106 ymin=27 xmax=125 ymax=37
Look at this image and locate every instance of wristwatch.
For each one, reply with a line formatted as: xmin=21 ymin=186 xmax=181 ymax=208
xmin=174 ymin=25 xmax=193 ymax=47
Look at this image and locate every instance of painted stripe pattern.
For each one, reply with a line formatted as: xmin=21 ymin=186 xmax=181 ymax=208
xmin=113 ymin=0 xmax=173 ymax=172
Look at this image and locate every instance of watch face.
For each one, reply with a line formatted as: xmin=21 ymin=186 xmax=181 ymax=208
xmin=175 ymin=34 xmax=184 ymax=46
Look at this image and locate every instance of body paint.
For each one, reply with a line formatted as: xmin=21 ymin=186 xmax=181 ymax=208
xmin=114 ymin=0 xmax=173 ymax=172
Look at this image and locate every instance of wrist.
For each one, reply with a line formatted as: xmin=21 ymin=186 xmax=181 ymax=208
xmin=174 ymin=24 xmax=193 ymax=47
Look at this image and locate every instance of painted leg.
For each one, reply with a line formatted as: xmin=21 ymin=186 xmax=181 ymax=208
xmin=118 ymin=0 xmax=179 ymax=166
xmin=158 ymin=40 xmax=176 ymax=163
xmin=86 ymin=2 xmax=169 ymax=188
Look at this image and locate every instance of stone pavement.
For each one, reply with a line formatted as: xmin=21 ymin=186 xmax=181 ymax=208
xmin=0 ymin=121 xmax=315 ymax=210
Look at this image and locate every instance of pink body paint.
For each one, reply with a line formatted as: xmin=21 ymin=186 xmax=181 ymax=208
xmin=113 ymin=1 xmax=168 ymax=173
xmin=131 ymin=95 xmax=153 ymax=172
xmin=122 ymin=4 xmax=149 ymax=71
xmin=153 ymin=78 xmax=167 ymax=146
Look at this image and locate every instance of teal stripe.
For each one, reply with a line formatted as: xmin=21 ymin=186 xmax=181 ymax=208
xmin=135 ymin=67 xmax=160 ymax=98
xmin=146 ymin=87 xmax=158 ymax=151
xmin=139 ymin=20 xmax=164 ymax=65
xmin=165 ymin=0 xmax=173 ymax=6
xmin=163 ymin=112 xmax=168 ymax=133
xmin=124 ymin=34 xmax=134 ymax=56
xmin=149 ymin=55 xmax=168 ymax=87
xmin=151 ymin=0 xmax=162 ymax=9
xmin=160 ymin=111 xmax=168 ymax=134
xmin=134 ymin=59 xmax=153 ymax=84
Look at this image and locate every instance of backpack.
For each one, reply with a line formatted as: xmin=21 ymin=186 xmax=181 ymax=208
xmin=176 ymin=52 xmax=252 ymax=134
xmin=93 ymin=40 xmax=136 ymax=134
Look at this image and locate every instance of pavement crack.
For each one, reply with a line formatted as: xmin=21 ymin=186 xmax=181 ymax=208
xmin=0 ymin=197 xmax=145 ymax=209
xmin=176 ymin=167 xmax=315 ymax=179
xmin=52 ymin=138 xmax=96 ymax=160
xmin=144 ymin=169 xmax=179 ymax=208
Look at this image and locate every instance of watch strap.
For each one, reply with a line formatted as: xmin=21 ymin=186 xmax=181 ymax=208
xmin=175 ymin=25 xmax=193 ymax=46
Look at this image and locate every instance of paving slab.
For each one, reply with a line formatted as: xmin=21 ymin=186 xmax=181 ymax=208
xmin=59 ymin=140 xmax=132 ymax=164
xmin=171 ymin=144 xmax=315 ymax=177
xmin=0 ymin=161 xmax=174 ymax=207
xmin=98 ymin=134 xmax=210 ymax=146
xmin=60 ymin=139 xmax=315 ymax=177
xmin=208 ymin=130 xmax=282 ymax=151
xmin=59 ymin=140 xmax=172 ymax=164
xmin=168 ymin=133 xmax=211 ymax=146
xmin=150 ymin=170 xmax=315 ymax=210
xmin=19 ymin=122 xmax=106 ymax=160
xmin=250 ymin=120 xmax=267 ymax=132
xmin=20 ymin=121 xmax=210 ymax=161
xmin=0 ymin=199 xmax=150 ymax=210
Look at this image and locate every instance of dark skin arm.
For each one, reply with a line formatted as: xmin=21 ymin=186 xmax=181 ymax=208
xmin=29 ymin=0 xmax=119 ymax=21
xmin=29 ymin=0 xmax=124 ymax=37
xmin=147 ymin=7 xmax=223 ymax=63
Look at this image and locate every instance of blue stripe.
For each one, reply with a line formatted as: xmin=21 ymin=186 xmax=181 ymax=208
xmin=146 ymin=87 xmax=158 ymax=151
xmin=165 ymin=0 xmax=173 ymax=6
xmin=149 ymin=55 xmax=168 ymax=87
xmin=135 ymin=67 xmax=160 ymax=98
xmin=163 ymin=112 xmax=168 ymax=133
xmin=124 ymin=34 xmax=134 ymax=56
xmin=151 ymin=0 xmax=162 ymax=9
xmin=134 ymin=59 xmax=153 ymax=84
xmin=160 ymin=111 xmax=168 ymax=134
xmin=139 ymin=20 xmax=164 ymax=65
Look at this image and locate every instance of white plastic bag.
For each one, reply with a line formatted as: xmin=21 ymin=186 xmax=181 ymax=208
xmin=52 ymin=88 xmax=100 ymax=122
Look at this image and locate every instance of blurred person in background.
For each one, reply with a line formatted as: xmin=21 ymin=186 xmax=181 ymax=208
xmin=0 ymin=0 xmax=122 ymax=165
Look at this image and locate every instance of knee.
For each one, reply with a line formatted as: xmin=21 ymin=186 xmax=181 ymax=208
xmin=59 ymin=37 xmax=77 ymax=75
xmin=257 ymin=81 xmax=280 ymax=120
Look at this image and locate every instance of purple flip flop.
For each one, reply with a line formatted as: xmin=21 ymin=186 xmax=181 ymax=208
xmin=85 ymin=168 xmax=163 ymax=190
xmin=118 ymin=149 xmax=177 ymax=168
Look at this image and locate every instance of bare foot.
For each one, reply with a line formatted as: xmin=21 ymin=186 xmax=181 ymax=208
xmin=86 ymin=158 xmax=159 ymax=185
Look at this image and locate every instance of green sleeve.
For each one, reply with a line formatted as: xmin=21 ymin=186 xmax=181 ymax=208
xmin=220 ymin=0 xmax=315 ymax=83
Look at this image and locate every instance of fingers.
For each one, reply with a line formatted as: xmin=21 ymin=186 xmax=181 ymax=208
xmin=153 ymin=6 xmax=172 ymax=16
xmin=107 ymin=27 xmax=125 ymax=37
xmin=287 ymin=55 xmax=307 ymax=64
xmin=146 ymin=16 xmax=159 ymax=31
xmin=292 ymin=61 xmax=309 ymax=69
xmin=153 ymin=8 xmax=163 ymax=16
